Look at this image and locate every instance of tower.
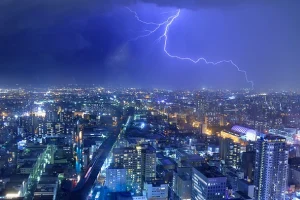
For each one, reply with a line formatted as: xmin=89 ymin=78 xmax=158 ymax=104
xmin=254 ymin=135 xmax=288 ymax=200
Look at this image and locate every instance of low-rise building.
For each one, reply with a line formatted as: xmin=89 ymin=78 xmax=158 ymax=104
xmin=143 ymin=180 xmax=168 ymax=200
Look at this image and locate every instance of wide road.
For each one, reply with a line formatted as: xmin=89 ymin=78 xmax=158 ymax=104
xmin=70 ymin=132 xmax=118 ymax=200
xmin=70 ymin=116 xmax=131 ymax=200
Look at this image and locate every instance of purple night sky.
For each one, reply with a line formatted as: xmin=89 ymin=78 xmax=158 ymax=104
xmin=0 ymin=0 xmax=299 ymax=90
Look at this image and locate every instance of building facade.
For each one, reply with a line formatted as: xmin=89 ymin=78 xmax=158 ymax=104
xmin=254 ymin=135 xmax=288 ymax=200
xmin=140 ymin=145 xmax=156 ymax=181
xmin=105 ymin=163 xmax=127 ymax=192
xmin=192 ymin=166 xmax=226 ymax=200
xmin=113 ymin=145 xmax=156 ymax=194
xmin=143 ymin=180 xmax=168 ymax=200
xmin=113 ymin=147 xmax=142 ymax=193
xmin=172 ymin=167 xmax=192 ymax=200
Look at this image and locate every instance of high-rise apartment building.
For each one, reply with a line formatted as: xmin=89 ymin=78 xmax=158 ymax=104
xmin=113 ymin=147 xmax=142 ymax=193
xmin=254 ymin=135 xmax=288 ymax=200
xmin=220 ymin=136 xmax=241 ymax=169
xmin=113 ymin=145 xmax=156 ymax=194
xmin=140 ymin=144 xmax=156 ymax=181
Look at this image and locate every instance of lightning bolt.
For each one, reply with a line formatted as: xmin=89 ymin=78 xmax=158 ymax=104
xmin=125 ymin=7 xmax=173 ymax=42
xmin=126 ymin=8 xmax=254 ymax=89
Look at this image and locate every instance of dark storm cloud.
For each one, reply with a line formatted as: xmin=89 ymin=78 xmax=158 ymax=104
xmin=0 ymin=0 xmax=136 ymax=35
xmin=141 ymin=0 xmax=245 ymax=9
xmin=0 ymin=0 xmax=272 ymax=35
xmin=141 ymin=0 xmax=289 ymax=10
xmin=0 ymin=0 xmax=299 ymax=89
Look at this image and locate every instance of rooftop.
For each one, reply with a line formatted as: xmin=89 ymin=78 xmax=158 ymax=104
xmin=178 ymin=174 xmax=191 ymax=181
xmin=113 ymin=147 xmax=137 ymax=154
xmin=262 ymin=134 xmax=286 ymax=141
xmin=159 ymin=158 xmax=176 ymax=166
xmin=236 ymin=191 xmax=252 ymax=199
xmin=145 ymin=179 xmax=167 ymax=187
xmin=8 ymin=174 xmax=30 ymax=183
xmin=231 ymin=125 xmax=255 ymax=135
xmin=194 ymin=165 xmax=225 ymax=178
xmin=238 ymin=179 xmax=254 ymax=185
xmin=108 ymin=163 xmax=125 ymax=169
xmin=21 ymin=162 xmax=35 ymax=168
xmin=33 ymin=195 xmax=54 ymax=200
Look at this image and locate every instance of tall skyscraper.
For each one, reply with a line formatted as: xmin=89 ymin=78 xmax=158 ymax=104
xmin=254 ymin=135 xmax=288 ymax=200
xmin=192 ymin=165 xmax=226 ymax=200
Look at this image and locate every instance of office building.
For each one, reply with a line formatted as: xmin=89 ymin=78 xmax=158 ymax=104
xmin=33 ymin=175 xmax=59 ymax=200
xmin=192 ymin=165 xmax=226 ymax=200
xmin=254 ymin=135 xmax=288 ymax=200
xmin=143 ymin=180 xmax=168 ymax=200
xmin=172 ymin=167 xmax=192 ymax=200
xmin=237 ymin=179 xmax=255 ymax=199
xmin=105 ymin=163 xmax=127 ymax=192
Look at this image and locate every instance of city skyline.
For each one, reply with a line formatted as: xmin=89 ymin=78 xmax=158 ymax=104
xmin=0 ymin=86 xmax=299 ymax=199
xmin=0 ymin=1 xmax=299 ymax=199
